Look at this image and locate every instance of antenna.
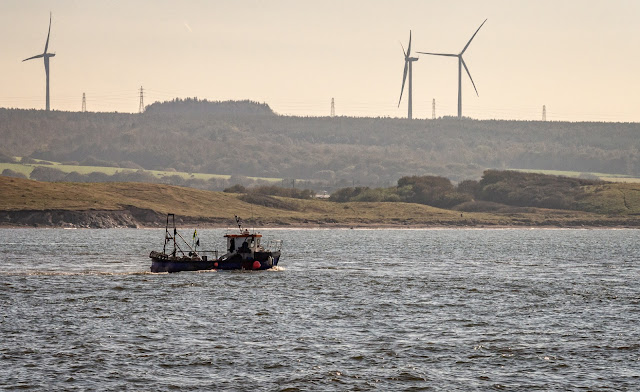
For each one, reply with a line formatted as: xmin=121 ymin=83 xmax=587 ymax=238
xmin=331 ymin=98 xmax=335 ymax=117
xmin=542 ymin=105 xmax=547 ymax=121
xmin=82 ymin=93 xmax=86 ymax=112
xmin=432 ymin=98 xmax=436 ymax=120
xmin=138 ymin=86 xmax=144 ymax=113
xmin=235 ymin=215 xmax=243 ymax=233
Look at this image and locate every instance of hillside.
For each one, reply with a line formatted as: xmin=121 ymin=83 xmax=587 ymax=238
xmin=2 ymin=176 xmax=640 ymax=228
xmin=1 ymin=102 xmax=640 ymax=188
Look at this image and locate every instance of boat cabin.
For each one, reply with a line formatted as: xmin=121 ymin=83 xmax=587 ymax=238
xmin=224 ymin=229 xmax=262 ymax=256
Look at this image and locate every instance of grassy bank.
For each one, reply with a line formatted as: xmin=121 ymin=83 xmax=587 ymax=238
xmin=2 ymin=176 xmax=640 ymax=228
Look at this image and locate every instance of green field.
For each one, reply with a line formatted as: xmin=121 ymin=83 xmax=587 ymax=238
xmin=6 ymin=158 xmax=640 ymax=186
xmin=511 ymin=168 xmax=640 ymax=183
xmin=1 ymin=158 xmax=281 ymax=183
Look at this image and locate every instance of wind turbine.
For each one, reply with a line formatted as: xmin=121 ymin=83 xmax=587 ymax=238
xmin=398 ymin=30 xmax=419 ymax=119
xmin=418 ymin=19 xmax=486 ymax=118
xmin=23 ymin=12 xmax=56 ymax=112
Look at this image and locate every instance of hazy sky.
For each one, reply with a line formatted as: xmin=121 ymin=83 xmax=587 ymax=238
xmin=1 ymin=0 xmax=639 ymax=121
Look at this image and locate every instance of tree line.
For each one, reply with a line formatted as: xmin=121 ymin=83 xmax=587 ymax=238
xmin=330 ymin=170 xmax=604 ymax=213
xmin=1 ymin=100 xmax=639 ymax=188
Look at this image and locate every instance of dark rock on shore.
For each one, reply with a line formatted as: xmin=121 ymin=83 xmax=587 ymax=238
xmin=0 ymin=207 xmax=234 ymax=228
xmin=0 ymin=207 xmax=162 ymax=228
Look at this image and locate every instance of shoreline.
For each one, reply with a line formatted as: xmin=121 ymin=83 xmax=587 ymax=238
xmin=1 ymin=222 xmax=638 ymax=230
xmin=2 ymin=206 xmax=640 ymax=230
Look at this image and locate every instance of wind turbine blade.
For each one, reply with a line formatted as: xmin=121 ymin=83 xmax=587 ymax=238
xmin=416 ymin=52 xmax=458 ymax=57
xmin=44 ymin=12 xmax=52 ymax=54
xmin=398 ymin=61 xmax=408 ymax=107
xmin=461 ymin=19 xmax=487 ymax=55
xmin=461 ymin=58 xmax=479 ymax=96
xmin=400 ymin=42 xmax=407 ymax=58
xmin=407 ymin=30 xmax=412 ymax=57
xmin=23 ymin=54 xmax=44 ymax=62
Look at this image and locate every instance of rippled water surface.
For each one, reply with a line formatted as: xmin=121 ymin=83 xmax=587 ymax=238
xmin=1 ymin=228 xmax=639 ymax=391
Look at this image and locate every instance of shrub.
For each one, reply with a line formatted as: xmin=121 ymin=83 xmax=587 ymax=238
xmin=249 ymin=185 xmax=314 ymax=199
xmin=351 ymin=188 xmax=386 ymax=202
xmin=329 ymin=187 xmax=369 ymax=202
xmin=476 ymin=170 xmax=604 ymax=210
xmin=1 ymin=169 xmax=27 ymax=179
xmin=86 ymin=171 xmax=110 ymax=182
xmin=224 ymin=184 xmax=247 ymax=193
xmin=29 ymin=166 xmax=66 ymax=182
xmin=20 ymin=157 xmax=38 ymax=164
xmin=456 ymin=179 xmax=479 ymax=196
xmin=397 ymin=175 xmax=465 ymax=207
xmin=63 ymin=171 xmax=89 ymax=182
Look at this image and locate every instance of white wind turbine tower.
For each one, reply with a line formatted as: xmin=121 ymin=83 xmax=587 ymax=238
xmin=398 ymin=31 xmax=419 ymax=119
xmin=23 ymin=12 xmax=56 ymax=111
xmin=418 ymin=19 xmax=487 ymax=118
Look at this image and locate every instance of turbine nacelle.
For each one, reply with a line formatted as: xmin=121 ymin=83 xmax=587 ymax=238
xmin=417 ymin=19 xmax=486 ymax=117
xmin=398 ymin=30 xmax=419 ymax=116
xmin=23 ymin=12 xmax=55 ymax=111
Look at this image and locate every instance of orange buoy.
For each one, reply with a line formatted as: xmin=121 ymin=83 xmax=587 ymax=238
xmin=252 ymin=261 xmax=261 ymax=270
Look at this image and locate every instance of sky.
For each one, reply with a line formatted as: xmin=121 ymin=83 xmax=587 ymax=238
xmin=1 ymin=0 xmax=639 ymax=122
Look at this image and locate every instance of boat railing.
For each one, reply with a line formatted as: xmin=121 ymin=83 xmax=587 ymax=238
xmin=195 ymin=249 xmax=218 ymax=260
xmin=267 ymin=240 xmax=283 ymax=252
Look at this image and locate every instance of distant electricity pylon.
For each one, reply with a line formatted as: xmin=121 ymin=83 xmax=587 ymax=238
xmin=138 ymin=86 xmax=144 ymax=113
xmin=432 ymin=98 xmax=436 ymax=120
xmin=542 ymin=105 xmax=547 ymax=121
xmin=330 ymin=98 xmax=335 ymax=117
xmin=82 ymin=93 xmax=86 ymax=112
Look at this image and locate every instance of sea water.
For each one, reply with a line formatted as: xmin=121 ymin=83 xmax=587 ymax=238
xmin=1 ymin=228 xmax=639 ymax=390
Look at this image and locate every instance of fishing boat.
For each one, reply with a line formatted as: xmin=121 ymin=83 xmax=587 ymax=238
xmin=149 ymin=214 xmax=282 ymax=273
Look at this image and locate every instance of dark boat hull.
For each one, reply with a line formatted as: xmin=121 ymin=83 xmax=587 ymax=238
xmin=150 ymin=251 xmax=281 ymax=273
xmin=150 ymin=258 xmax=215 ymax=273
xmin=215 ymin=252 xmax=280 ymax=271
